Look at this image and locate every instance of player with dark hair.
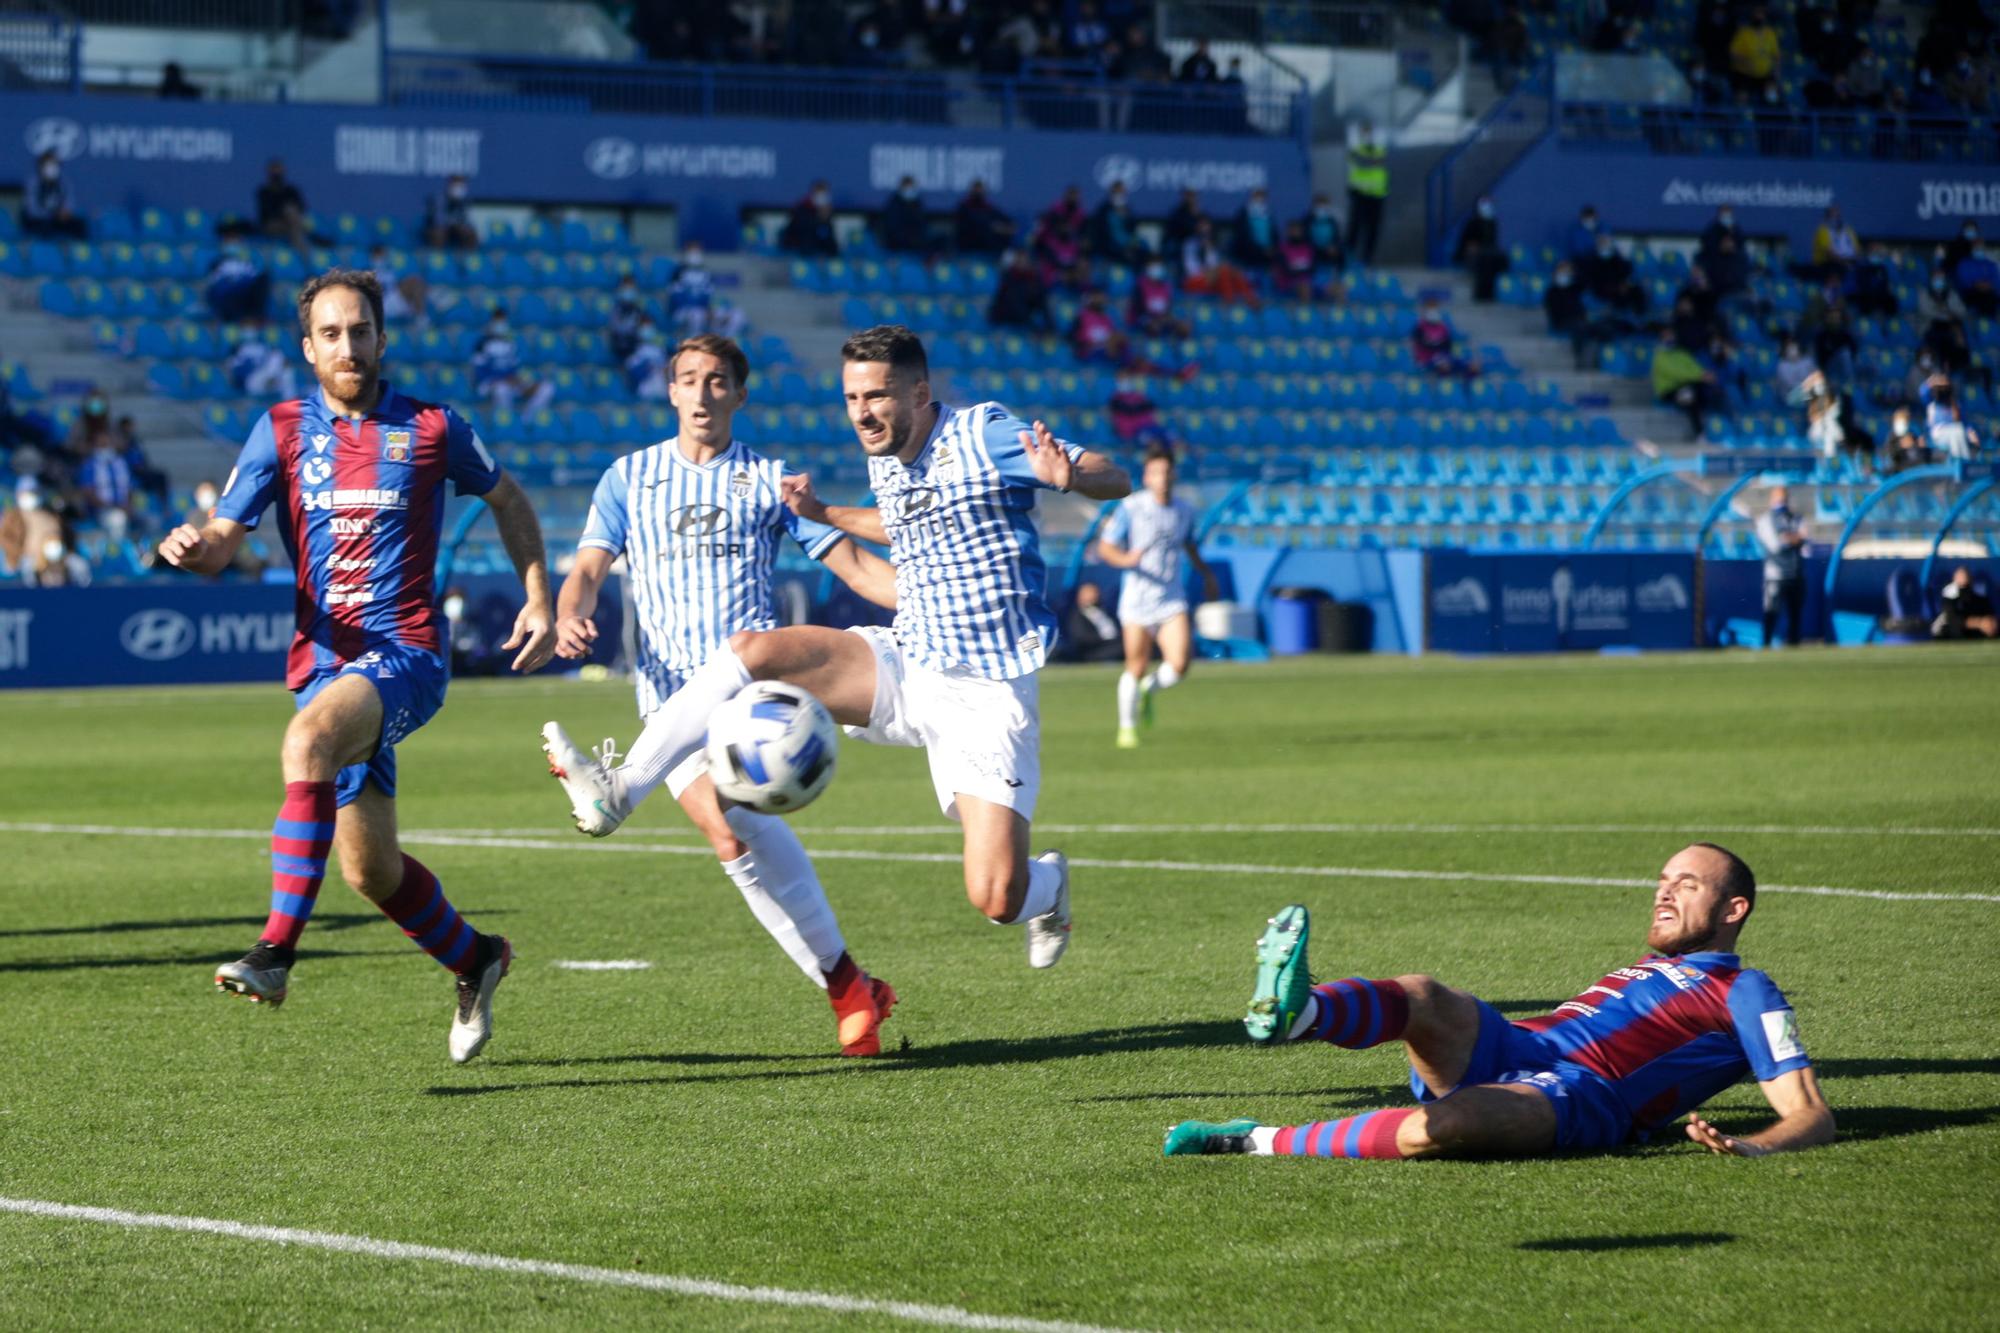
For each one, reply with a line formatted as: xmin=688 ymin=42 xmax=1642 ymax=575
xmin=539 ymin=333 xmax=906 ymax=1056
xmin=159 ymin=266 xmax=555 ymax=1062
xmin=1166 ymin=842 xmax=1835 ymax=1160
xmin=1095 ymin=445 xmax=1215 ymax=749
xmin=543 ymin=324 xmax=1130 ymax=967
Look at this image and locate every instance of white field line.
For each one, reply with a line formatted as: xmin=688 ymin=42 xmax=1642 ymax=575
xmin=0 ymin=1196 xmax=1137 ymax=1333
xmin=551 ymin=959 xmax=652 ymax=971
xmin=5 ymin=822 xmax=1995 ymax=905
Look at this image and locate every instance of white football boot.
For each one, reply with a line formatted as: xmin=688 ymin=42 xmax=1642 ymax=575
xmin=214 ymin=943 xmax=290 ymax=1007
xmin=541 ymin=721 xmax=631 ymax=836
xmin=1025 ymin=849 xmax=1072 ymax=969
xmin=449 ymin=934 xmax=512 ymax=1064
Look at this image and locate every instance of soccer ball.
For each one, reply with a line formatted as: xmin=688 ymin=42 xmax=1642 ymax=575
xmin=704 ymin=681 xmax=840 ymax=815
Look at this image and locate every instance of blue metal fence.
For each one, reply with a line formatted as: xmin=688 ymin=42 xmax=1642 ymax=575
xmin=1555 ymin=100 xmax=1999 ymax=166
xmin=0 ymin=14 xmax=79 ymax=93
xmin=385 ymin=51 xmax=1306 ymax=144
xmin=1424 ymin=68 xmax=1551 ymax=266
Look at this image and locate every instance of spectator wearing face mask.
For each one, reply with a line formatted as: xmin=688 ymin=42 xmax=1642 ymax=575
xmin=1087 ymin=183 xmax=1145 ymax=266
xmin=1565 ymin=204 xmax=1603 ymax=263
xmin=1582 ymin=231 xmax=1647 ymax=320
xmin=1411 ymin=302 xmax=1478 ymax=378
xmin=0 ymin=477 xmax=62 ymax=576
xmin=1697 ymin=206 xmax=1740 ymax=271
xmin=1943 ymin=222 xmax=1982 ymax=277
xmin=606 ymin=275 xmax=651 ymax=364
xmin=255 ymin=157 xmax=313 ymax=251
xmin=1773 ymin=338 xmax=1819 ymax=400
xmin=28 ymin=533 xmax=90 ymax=588
xmin=624 ymin=320 xmax=671 ymax=400
xmin=952 ymin=179 xmax=1013 ymax=255
xmin=1918 ymin=268 xmax=1971 ymax=330
xmin=988 ymin=248 xmax=1052 ymax=331
xmin=1300 ymin=192 xmax=1345 ymax=270
xmin=1181 ymin=216 xmax=1258 ymax=306
xmin=424 ymin=174 xmax=479 ymax=249
xmin=667 ymin=242 xmax=715 ymax=338
xmin=1728 ymin=7 xmax=1782 ymax=98
xmin=782 ymin=180 xmax=839 ymax=257
xmin=1453 ymin=196 xmax=1509 ymax=303
xmin=1229 ymin=189 xmax=1278 ymax=270
xmin=1272 ymin=222 xmax=1322 ymax=302
xmin=1953 ymin=241 xmax=2000 ymax=318
xmin=472 ymin=308 xmax=555 ymax=413
xmin=880 ymin=174 xmax=929 ymax=255
xmin=1128 ymin=256 xmax=1192 ymax=338
xmin=1883 ymin=406 xmax=1933 ymax=473
xmin=1543 ymin=260 xmax=1607 ymax=370
xmin=21 ymin=150 xmax=86 ymax=240
xmin=1921 ymin=374 xmax=1981 ymax=461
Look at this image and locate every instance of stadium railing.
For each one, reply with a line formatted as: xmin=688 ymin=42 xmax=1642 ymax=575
xmin=1423 ymin=67 xmax=1551 ymax=266
xmin=383 ymin=51 xmax=1308 ymax=144
xmin=0 ymin=12 xmax=81 ymax=92
xmin=1555 ymin=100 xmax=2000 ymax=166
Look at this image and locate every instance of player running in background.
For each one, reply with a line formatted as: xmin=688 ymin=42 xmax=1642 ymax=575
xmin=544 ymin=324 xmax=1129 ymax=967
xmin=540 ymin=334 xmax=903 ymax=1056
xmin=1165 ymin=843 xmax=1835 ymax=1160
xmin=1094 ymin=445 xmax=1215 ymax=749
xmin=159 ymin=268 xmax=555 ymax=1063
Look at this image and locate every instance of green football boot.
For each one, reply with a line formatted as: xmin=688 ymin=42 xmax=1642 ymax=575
xmin=1243 ymin=904 xmax=1313 ymax=1043
xmin=1163 ymin=1119 xmax=1260 ymax=1156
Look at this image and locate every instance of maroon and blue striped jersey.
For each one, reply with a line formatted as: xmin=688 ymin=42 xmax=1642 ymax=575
xmin=214 ymin=385 xmax=501 ymax=689
xmin=1513 ymin=951 xmax=1811 ymax=1133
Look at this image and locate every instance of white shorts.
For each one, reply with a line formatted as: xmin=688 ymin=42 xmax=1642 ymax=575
xmin=635 ymin=701 xmax=708 ymax=803
xmin=842 ymin=626 xmax=1041 ymax=821
xmin=1117 ymin=587 xmax=1190 ymax=631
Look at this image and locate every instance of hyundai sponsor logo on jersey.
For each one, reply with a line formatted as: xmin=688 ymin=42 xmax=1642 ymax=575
xmin=0 ymin=585 xmax=296 ymax=688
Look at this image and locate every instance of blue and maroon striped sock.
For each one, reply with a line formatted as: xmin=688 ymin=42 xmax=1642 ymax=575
xmin=376 ymin=854 xmax=479 ymax=975
xmin=262 ymin=781 xmax=337 ymax=951
xmin=1306 ymin=977 xmax=1410 ymax=1048
xmin=1272 ymin=1108 xmax=1417 ymax=1159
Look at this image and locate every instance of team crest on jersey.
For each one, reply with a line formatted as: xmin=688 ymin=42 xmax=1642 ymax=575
xmin=730 ymin=469 xmax=752 ymax=499
xmin=930 ymin=442 xmax=957 ymax=481
xmin=382 ymin=429 xmax=412 ymax=463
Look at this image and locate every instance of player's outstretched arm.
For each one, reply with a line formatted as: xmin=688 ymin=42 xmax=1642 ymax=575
xmin=555 ymin=546 xmax=615 ymax=660
xmin=1020 ymin=420 xmax=1131 ymax=500
xmin=158 ymin=517 xmax=248 ymax=576
xmin=1686 ymin=1067 xmax=1835 ymax=1158
xmin=1185 ymin=539 xmax=1221 ymax=600
xmin=781 ymin=472 xmax=889 ymax=546
xmin=483 ymin=473 xmax=557 ymax=673
xmin=820 ymin=539 xmax=898 ymax=611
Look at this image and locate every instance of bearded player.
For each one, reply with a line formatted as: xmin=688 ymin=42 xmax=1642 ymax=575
xmin=159 ymin=268 xmax=556 ymax=1063
xmin=1095 ymin=445 xmax=1215 ymax=749
xmin=543 ymin=324 xmax=1130 ymax=968
xmin=1167 ymin=843 xmax=1835 ymax=1160
xmin=541 ymin=333 xmax=904 ymax=1055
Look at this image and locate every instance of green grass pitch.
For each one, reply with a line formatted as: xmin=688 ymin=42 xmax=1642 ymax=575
xmin=1 ymin=647 xmax=1996 ymax=1329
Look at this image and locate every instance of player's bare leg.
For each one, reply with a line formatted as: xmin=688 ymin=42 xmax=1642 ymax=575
xmin=677 ymin=770 xmax=895 ymax=1056
xmin=1394 ymin=974 xmax=1489 ymax=1096
xmin=959 ymin=796 xmax=1070 ymax=967
xmin=1397 ymin=1083 xmax=1557 ymax=1157
xmin=1115 ymin=623 xmax=1154 ymax=749
xmin=214 ymin=673 xmax=382 ymax=1007
xmin=551 ymin=626 xmax=879 ymax=836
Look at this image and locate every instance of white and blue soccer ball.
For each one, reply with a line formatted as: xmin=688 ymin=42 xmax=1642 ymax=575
xmin=705 ymin=681 xmax=840 ymax=815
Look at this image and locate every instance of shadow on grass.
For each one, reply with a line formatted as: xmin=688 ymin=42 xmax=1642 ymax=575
xmin=0 ymin=946 xmax=418 ymax=974
xmin=1075 ymin=1085 xmax=1410 ymax=1108
xmin=440 ymin=1020 xmax=1250 ymax=1098
xmin=0 ymin=909 xmax=510 ymax=942
xmin=1696 ymin=1103 xmax=2000 ymax=1145
xmin=1815 ymin=1057 xmax=2000 ymax=1079
xmin=1519 ymin=1232 xmax=1733 ymax=1253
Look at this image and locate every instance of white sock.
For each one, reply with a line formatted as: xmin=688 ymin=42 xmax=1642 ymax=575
xmin=1008 ymin=856 xmax=1063 ymax=924
xmin=1117 ymin=671 xmax=1141 ymax=728
xmin=1155 ymin=662 xmax=1182 ymax=689
xmin=1248 ymin=1126 xmax=1279 ymax=1156
xmin=1287 ymin=994 xmax=1318 ymax=1041
xmin=619 ymin=647 xmax=751 ymax=806
xmin=722 ymin=805 xmax=845 ymax=988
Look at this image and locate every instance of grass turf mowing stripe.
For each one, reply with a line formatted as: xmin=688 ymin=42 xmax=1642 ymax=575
xmin=3 ymin=822 xmax=1995 ymax=905
xmin=0 ymin=1196 xmax=1141 ymax=1333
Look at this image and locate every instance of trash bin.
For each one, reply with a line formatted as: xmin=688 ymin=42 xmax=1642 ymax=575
xmin=1318 ymin=600 xmax=1372 ymax=652
xmin=1266 ymin=587 xmax=1325 ymax=655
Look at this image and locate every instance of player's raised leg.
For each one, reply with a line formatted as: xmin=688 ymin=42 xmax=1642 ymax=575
xmin=958 ymin=797 xmax=1070 ymax=967
xmin=675 ymin=765 xmax=895 ymax=1056
xmin=549 ymin=625 xmax=879 ymax=836
xmin=214 ymin=672 xmax=380 ymax=1007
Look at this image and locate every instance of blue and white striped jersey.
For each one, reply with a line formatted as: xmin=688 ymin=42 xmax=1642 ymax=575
xmin=580 ymin=437 xmax=842 ymax=715
xmin=1103 ymin=491 xmax=1196 ymax=601
xmin=866 ymin=401 xmax=1083 ymax=680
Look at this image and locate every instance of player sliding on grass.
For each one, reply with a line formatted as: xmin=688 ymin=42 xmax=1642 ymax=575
xmin=1094 ymin=445 xmax=1215 ymax=749
xmin=159 ymin=268 xmax=555 ymax=1062
xmin=1167 ymin=843 xmax=1836 ymax=1160
xmin=541 ymin=334 xmax=905 ymax=1056
xmin=544 ymin=324 xmax=1129 ymax=969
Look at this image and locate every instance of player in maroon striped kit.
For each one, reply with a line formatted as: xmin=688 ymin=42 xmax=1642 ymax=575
xmin=161 ymin=268 xmax=556 ymax=1062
